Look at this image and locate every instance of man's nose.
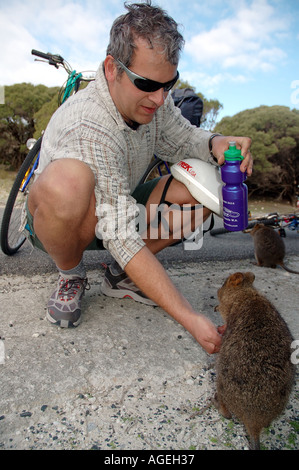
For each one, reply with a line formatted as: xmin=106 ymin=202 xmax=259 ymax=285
xmin=149 ymin=88 xmax=168 ymax=107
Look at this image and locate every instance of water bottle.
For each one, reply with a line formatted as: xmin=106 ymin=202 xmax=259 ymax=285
xmin=221 ymin=141 xmax=248 ymax=231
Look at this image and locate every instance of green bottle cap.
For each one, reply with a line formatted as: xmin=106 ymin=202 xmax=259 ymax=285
xmin=224 ymin=141 xmax=244 ymax=161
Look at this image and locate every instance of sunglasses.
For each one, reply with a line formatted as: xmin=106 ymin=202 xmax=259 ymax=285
xmin=114 ymin=58 xmax=179 ymax=93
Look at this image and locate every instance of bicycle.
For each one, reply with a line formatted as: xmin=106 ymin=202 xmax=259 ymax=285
xmin=0 ymin=49 xmax=96 ymax=256
xmin=209 ymin=211 xmax=299 ymax=237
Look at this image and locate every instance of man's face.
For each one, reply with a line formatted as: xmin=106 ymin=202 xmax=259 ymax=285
xmin=105 ymin=37 xmax=178 ymax=125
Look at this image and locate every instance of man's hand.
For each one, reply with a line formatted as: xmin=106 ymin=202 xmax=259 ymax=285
xmin=211 ymin=135 xmax=253 ymax=176
xmin=188 ymin=313 xmax=222 ymax=354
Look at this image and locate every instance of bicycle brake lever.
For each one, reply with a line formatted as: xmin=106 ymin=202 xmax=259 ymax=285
xmin=34 ymin=58 xmax=59 ymax=69
xmin=48 ymin=59 xmax=59 ymax=69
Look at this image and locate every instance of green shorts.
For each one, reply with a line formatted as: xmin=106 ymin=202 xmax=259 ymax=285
xmin=24 ymin=177 xmax=160 ymax=253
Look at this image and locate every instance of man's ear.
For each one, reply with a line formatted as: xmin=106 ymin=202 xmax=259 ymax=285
xmin=104 ymin=55 xmax=117 ymax=83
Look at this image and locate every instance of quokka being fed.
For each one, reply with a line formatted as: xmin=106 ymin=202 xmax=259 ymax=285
xmin=214 ymin=271 xmax=295 ymax=450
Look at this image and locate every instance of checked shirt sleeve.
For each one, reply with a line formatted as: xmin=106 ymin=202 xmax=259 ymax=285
xmin=154 ymin=95 xmax=215 ymax=165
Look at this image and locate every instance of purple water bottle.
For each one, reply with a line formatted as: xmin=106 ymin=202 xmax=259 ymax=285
xmin=221 ymin=141 xmax=248 ymax=231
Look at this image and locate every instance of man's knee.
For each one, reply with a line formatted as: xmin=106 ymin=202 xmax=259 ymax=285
xmin=29 ymin=159 xmax=95 ymax=218
xmin=159 ymin=177 xmax=198 ymax=206
xmin=162 ymin=177 xmax=213 ymax=217
xmin=44 ymin=159 xmax=95 ymax=197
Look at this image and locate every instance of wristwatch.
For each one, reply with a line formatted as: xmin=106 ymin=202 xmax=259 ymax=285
xmin=208 ymin=133 xmax=222 ymax=156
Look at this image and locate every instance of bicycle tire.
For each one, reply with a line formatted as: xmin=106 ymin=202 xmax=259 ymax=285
xmin=139 ymin=158 xmax=171 ymax=184
xmin=246 ymin=219 xmax=278 ymax=230
xmin=209 ymin=216 xmax=279 ymax=236
xmin=1 ymin=137 xmax=42 ymax=255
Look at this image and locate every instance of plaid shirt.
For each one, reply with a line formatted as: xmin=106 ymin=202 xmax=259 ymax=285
xmin=33 ymin=64 xmax=213 ymax=268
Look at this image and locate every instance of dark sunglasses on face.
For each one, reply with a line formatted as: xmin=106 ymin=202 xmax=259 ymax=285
xmin=114 ymin=58 xmax=179 ymax=93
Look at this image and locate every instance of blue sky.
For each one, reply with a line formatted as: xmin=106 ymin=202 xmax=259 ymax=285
xmin=0 ymin=0 xmax=298 ymax=123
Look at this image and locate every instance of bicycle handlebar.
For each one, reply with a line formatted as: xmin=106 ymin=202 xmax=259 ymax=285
xmin=31 ymin=49 xmax=64 ymax=68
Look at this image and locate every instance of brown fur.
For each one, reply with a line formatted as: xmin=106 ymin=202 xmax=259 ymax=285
xmin=214 ymin=272 xmax=295 ymax=450
xmin=250 ymin=223 xmax=299 ymax=274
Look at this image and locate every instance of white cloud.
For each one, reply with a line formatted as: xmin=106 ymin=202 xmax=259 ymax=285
xmin=33 ymin=1 xmax=113 ymax=64
xmin=184 ymin=0 xmax=288 ymax=73
xmin=0 ymin=0 xmax=114 ymax=86
xmin=0 ymin=12 xmax=48 ymax=86
xmin=182 ymin=69 xmax=249 ymax=96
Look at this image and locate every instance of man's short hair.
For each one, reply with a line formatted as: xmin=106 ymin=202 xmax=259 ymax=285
xmin=106 ymin=1 xmax=184 ymax=72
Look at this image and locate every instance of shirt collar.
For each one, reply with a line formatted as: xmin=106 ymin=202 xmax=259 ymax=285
xmin=95 ymin=62 xmax=135 ymax=131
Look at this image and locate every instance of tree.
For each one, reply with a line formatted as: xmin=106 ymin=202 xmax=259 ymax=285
xmin=0 ymin=83 xmax=59 ymax=168
xmin=215 ymin=105 xmax=299 ymax=204
xmin=33 ymin=93 xmax=60 ymax=139
xmin=33 ymin=80 xmax=91 ymax=138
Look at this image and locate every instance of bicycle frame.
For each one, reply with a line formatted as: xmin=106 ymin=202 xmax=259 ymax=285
xmin=20 ymin=154 xmax=40 ymax=192
xmin=153 ymin=155 xmax=170 ymax=177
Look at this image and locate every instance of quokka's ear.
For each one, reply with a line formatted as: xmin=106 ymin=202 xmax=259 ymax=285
xmin=227 ymin=272 xmax=244 ymax=287
xmin=244 ymin=272 xmax=255 ymax=285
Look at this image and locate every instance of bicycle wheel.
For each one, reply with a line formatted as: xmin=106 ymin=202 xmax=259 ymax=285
xmin=139 ymin=157 xmax=171 ymax=184
xmin=1 ymin=137 xmax=42 ymax=255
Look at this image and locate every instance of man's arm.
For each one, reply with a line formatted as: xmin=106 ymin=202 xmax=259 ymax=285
xmin=124 ymin=245 xmax=222 ymax=354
